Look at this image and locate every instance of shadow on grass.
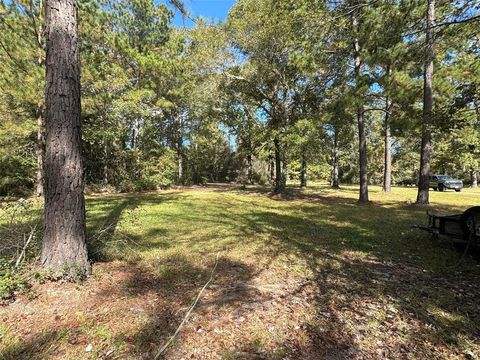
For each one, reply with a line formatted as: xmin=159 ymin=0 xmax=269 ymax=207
xmin=184 ymin=184 xmax=480 ymax=357
xmin=2 ymin=185 xmax=479 ymax=359
xmin=0 ymin=330 xmax=68 ymax=360
xmin=86 ymin=192 xmax=181 ymax=261
xmin=0 ymin=253 xmax=261 ymax=360
xmin=96 ymin=255 xmax=261 ymax=359
xmin=214 ymin=194 xmax=480 ymax=358
xmin=111 ymin=185 xmax=479 ymax=358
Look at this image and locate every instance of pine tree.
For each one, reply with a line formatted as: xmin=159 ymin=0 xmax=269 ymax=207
xmin=41 ymin=0 xmax=90 ymax=276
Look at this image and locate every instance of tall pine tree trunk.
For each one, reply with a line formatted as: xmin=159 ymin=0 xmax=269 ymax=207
xmin=35 ymin=107 xmax=45 ymax=197
xmin=268 ymin=155 xmax=274 ymax=185
xmin=177 ymin=145 xmax=183 ymax=183
xmin=471 ymin=169 xmax=478 ymax=188
xmin=132 ymin=118 xmax=141 ymax=179
xmin=273 ymin=137 xmax=285 ymax=194
xmin=416 ymin=0 xmax=435 ymax=205
xmin=41 ymin=0 xmax=90 ymax=276
xmin=247 ymin=153 xmax=253 ymax=184
xmin=383 ymin=97 xmax=392 ymax=193
xmin=353 ymin=14 xmax=368 ymax=203
xmin=282 ymin=151 xmax=288 ymax=189
xmin=34 ymin=3 xmax=46 ymax=198
xmin=177 ymin=134 xmax=183 ymax=184
xmin=103 ymin=142 xmax=108 ymax=186
xmin=331 ymin=130 xmax=340 ymax=189
xmin=176 ymin=113 xmax=184 ymax=184
xmin=300 ymin=151 xmax=307 ymax=188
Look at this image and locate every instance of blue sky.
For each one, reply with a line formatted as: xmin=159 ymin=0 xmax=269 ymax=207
xmin=3 ymin=0 xmax=236 ymax=28
xmin=160 ymin=0 xmax=237 ymax=27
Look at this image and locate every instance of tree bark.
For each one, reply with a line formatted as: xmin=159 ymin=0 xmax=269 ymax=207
xmin=471 ymin=169 xmax=478 ymax=188
xmin=177 ymin=138 xmax=183 ymax=184
xmin=273 ymin=137 xmax=285 ymax=194
xmin=177 ymin=146 xmax=183 ymax=183
xmin=282 ymin=151 xmax=288 ymax=189
xmin=41 ymin=0 xmax=90 ymax=276
xmin=247 ymin=153 xmax=253 ymax=184
xmin=268 ymin=155 xmax=274 ymax=185
xmin=103 ymin=142 xmax=108 ymax=186
xmin=35 ymin=0 xmax=45 ymax=197
xmin=35 ymin=107 xmax=45 ymax=197
xmin=331 ymin=130 xmax=340 ymax=189
xmin=383 ymin=96 xmax=392 ymax=193
xmin=177 ymin=113 xmax=184 ymax=184
xmin=416 ymin=0 xmax=435 ymax=205
xmin=132 ymin=118 xmax=141 ymax=179
xmin=300 ymin=152 xmax=307 ymax=188
xmin=353 ymin=15 xmax=368 ymax=203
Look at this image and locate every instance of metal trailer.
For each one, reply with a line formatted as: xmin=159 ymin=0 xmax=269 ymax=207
xmin=414 ymin=207 xmax=480 ymax=252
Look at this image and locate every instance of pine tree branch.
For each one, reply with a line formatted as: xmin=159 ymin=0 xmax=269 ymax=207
xmin=0 ymin=39 xmax=30 ymax=74
xmin=403 ymin=14 xmax=480 ymax=37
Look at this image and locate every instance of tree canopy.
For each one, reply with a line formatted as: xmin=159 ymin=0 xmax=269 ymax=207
xmin=0 ymin=0 xmax=479 ymax=198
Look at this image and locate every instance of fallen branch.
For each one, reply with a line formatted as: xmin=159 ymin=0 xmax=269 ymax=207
xmin=14 ymin=223 xmax=38 ymax=268
xmin=154 ymin=251 xmax=221 ymax=359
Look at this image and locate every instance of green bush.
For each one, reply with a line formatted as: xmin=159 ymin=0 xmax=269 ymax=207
xmin=0 ymin=268 xmax=27 ymax=300
xmin=140 ymin=149 xmax=177 ymax=189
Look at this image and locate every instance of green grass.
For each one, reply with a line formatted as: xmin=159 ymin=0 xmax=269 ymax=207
xmin=83 ymin=184 xmax=480 ymax=358
xmin=86 ymin=184 xmax=480 ymax=271
xmin=1 ymin=184 xmax=480 ymax=359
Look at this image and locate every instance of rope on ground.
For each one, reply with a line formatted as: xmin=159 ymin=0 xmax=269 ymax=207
xmin=153 ymin=251 xmax=221 ymax=359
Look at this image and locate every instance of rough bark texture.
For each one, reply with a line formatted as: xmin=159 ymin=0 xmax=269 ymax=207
xmin=416 ymin=0 xmax=435 ymax=205
xmin=41 ymin=0 xmax=90 ymax=276
xmin=331 ymin=130 xmax=340 ymax=189
xmin=353 ymin=15 xmax=368 ymax=203
xmin=383 ymin=97 xmax=392 ymax=193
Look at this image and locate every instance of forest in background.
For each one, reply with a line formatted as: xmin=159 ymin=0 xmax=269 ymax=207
xmin=0 ymin=0 xmax=479 ymax=199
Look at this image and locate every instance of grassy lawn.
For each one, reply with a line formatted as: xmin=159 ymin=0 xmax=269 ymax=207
xmin=1 ymin=184 xmax=480 ymax=359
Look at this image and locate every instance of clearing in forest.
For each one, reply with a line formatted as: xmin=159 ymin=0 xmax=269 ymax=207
xmin=1 ymin=184 xmax=479 ymax=359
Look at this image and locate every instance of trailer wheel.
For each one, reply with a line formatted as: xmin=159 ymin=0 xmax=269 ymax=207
xmin=460 ymin=207 xmax=480 ymax=238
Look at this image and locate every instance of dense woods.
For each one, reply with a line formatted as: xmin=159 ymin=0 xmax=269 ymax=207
xmin=0 ymin=0 xmax=479 ymax=200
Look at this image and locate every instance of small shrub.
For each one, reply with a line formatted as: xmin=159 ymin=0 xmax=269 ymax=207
xmin=118 ymin=179 xmax=137 ymax=193
xmin=257 ymin=175 xmax=267 ymax=186
xmin=0 ymin=268 xmax=27 ymax=300
xmin=140 ymin=149 xmax=177 ymax=189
